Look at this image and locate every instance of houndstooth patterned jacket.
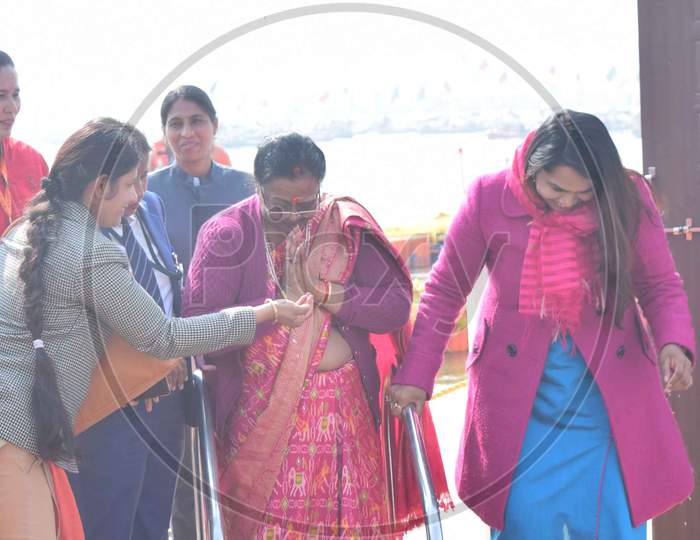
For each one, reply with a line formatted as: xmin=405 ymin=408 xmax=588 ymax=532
xmin=0 ymin=201 xmax=255 ymax=471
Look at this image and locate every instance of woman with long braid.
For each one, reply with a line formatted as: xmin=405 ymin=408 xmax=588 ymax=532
xmin=0 ymin=118 xmax=312 ymax=539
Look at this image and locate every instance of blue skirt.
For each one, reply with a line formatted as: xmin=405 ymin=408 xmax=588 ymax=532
xmin=491 ymin=337 xmax=646 ymax=540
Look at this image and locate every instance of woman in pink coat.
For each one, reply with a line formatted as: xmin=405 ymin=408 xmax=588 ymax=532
xmin=387 ymin=110 xmax=695 ymax=538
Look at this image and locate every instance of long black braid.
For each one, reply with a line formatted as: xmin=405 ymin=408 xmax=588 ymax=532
xmin=16 ymin=119 xmax=143 ymax=461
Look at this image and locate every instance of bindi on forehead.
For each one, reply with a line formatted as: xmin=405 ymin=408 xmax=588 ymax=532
xmin=269 ymin=193 xmax=316 ymax=204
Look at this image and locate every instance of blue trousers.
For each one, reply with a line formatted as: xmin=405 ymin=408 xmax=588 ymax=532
xmin=69 ymin=390 xmax=185 ymax=540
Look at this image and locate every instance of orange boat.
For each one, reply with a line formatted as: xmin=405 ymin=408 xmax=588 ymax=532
xmin=389 ymin=214 xmax=468 ymax=353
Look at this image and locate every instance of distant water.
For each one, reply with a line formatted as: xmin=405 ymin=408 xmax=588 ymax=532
xmin=35 ymin=130 xmax=642 ymax=229
xmin=226 ymin=130 xmax=643 ymax=228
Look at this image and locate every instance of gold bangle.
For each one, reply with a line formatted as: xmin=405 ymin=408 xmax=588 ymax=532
xmin=265 ymin=298 xmax=278 ymax=324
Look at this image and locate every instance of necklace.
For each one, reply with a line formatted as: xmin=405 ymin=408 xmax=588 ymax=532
xmin=264 ymin=238 xmax=286 ymax=299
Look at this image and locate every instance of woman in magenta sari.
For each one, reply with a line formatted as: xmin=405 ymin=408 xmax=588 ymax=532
xmin=183 ymin=133 xmax=449 ymax=538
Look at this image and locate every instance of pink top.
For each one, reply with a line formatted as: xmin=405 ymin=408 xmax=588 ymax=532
xmin=393 ymin=170 xmax=695 ymax=528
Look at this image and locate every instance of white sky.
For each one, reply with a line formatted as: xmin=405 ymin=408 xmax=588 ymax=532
xmin=6 ymin=0 xmax=640 ymax=149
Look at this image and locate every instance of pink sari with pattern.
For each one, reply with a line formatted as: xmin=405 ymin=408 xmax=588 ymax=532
xmin=219 ymin=196 xmax=394 ymax=539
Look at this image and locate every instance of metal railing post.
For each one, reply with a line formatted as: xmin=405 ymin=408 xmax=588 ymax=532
xmin=402 ymin=404 xmax=444 ymax=540
xmin=191 ymin=369 xmax=225 ymax=540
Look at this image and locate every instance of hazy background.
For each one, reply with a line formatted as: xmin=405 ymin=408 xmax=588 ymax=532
xmin=6 ymin=0 xmax=641 ymax=227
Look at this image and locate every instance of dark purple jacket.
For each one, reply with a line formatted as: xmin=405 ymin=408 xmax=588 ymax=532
xmin=182 ymin=195 xmax=412 ymax=433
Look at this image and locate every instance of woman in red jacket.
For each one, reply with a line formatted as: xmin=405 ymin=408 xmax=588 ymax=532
xmin=0 ymin=50 xmax=48 ymax=234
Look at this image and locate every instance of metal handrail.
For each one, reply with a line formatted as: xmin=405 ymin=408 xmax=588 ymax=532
xmin=187 ymin=370 xmax=442 ymax=539
xmin=190 ymin=368 xmax=225 ymax=540
xmin=401 ymin=404 xmax=444 ymax=540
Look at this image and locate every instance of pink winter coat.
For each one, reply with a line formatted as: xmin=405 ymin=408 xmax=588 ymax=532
xmin=392 ymin=170 xmax=695 ymax=529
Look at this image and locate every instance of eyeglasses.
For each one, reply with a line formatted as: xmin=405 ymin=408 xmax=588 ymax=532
xmin=260 ymin=189 xmax=320 ymax=220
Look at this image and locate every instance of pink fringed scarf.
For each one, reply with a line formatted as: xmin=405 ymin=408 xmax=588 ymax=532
xmin=506 ymin=131 xmax=602 ymax=334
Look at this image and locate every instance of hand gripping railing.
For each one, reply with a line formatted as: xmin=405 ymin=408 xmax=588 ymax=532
xmin=188 ymin=367 xmax=225 ymax=540
xmin=401 ymin=404 xmax=444 ymax=540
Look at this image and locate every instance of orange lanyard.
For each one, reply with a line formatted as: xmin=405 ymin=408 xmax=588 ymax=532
xmin=0 ymin=159 xmax=12 ymax=219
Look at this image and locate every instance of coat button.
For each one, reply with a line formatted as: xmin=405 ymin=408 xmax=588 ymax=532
xmin=616 ymin=345 xmax=625 ymax=358
xmin=595 ymin=307 xmax=603 ymax=316
xmin=472 ymin=344 xmax=480 ymax=354
xmin=506 ymin=344 xmax=517 ymax=357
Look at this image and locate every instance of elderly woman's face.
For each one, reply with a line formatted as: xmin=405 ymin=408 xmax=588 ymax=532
xmin=260 ymin=173 xmax=320 ymax=232
xmin=0 ymin=65 xmax=20 ymax=140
